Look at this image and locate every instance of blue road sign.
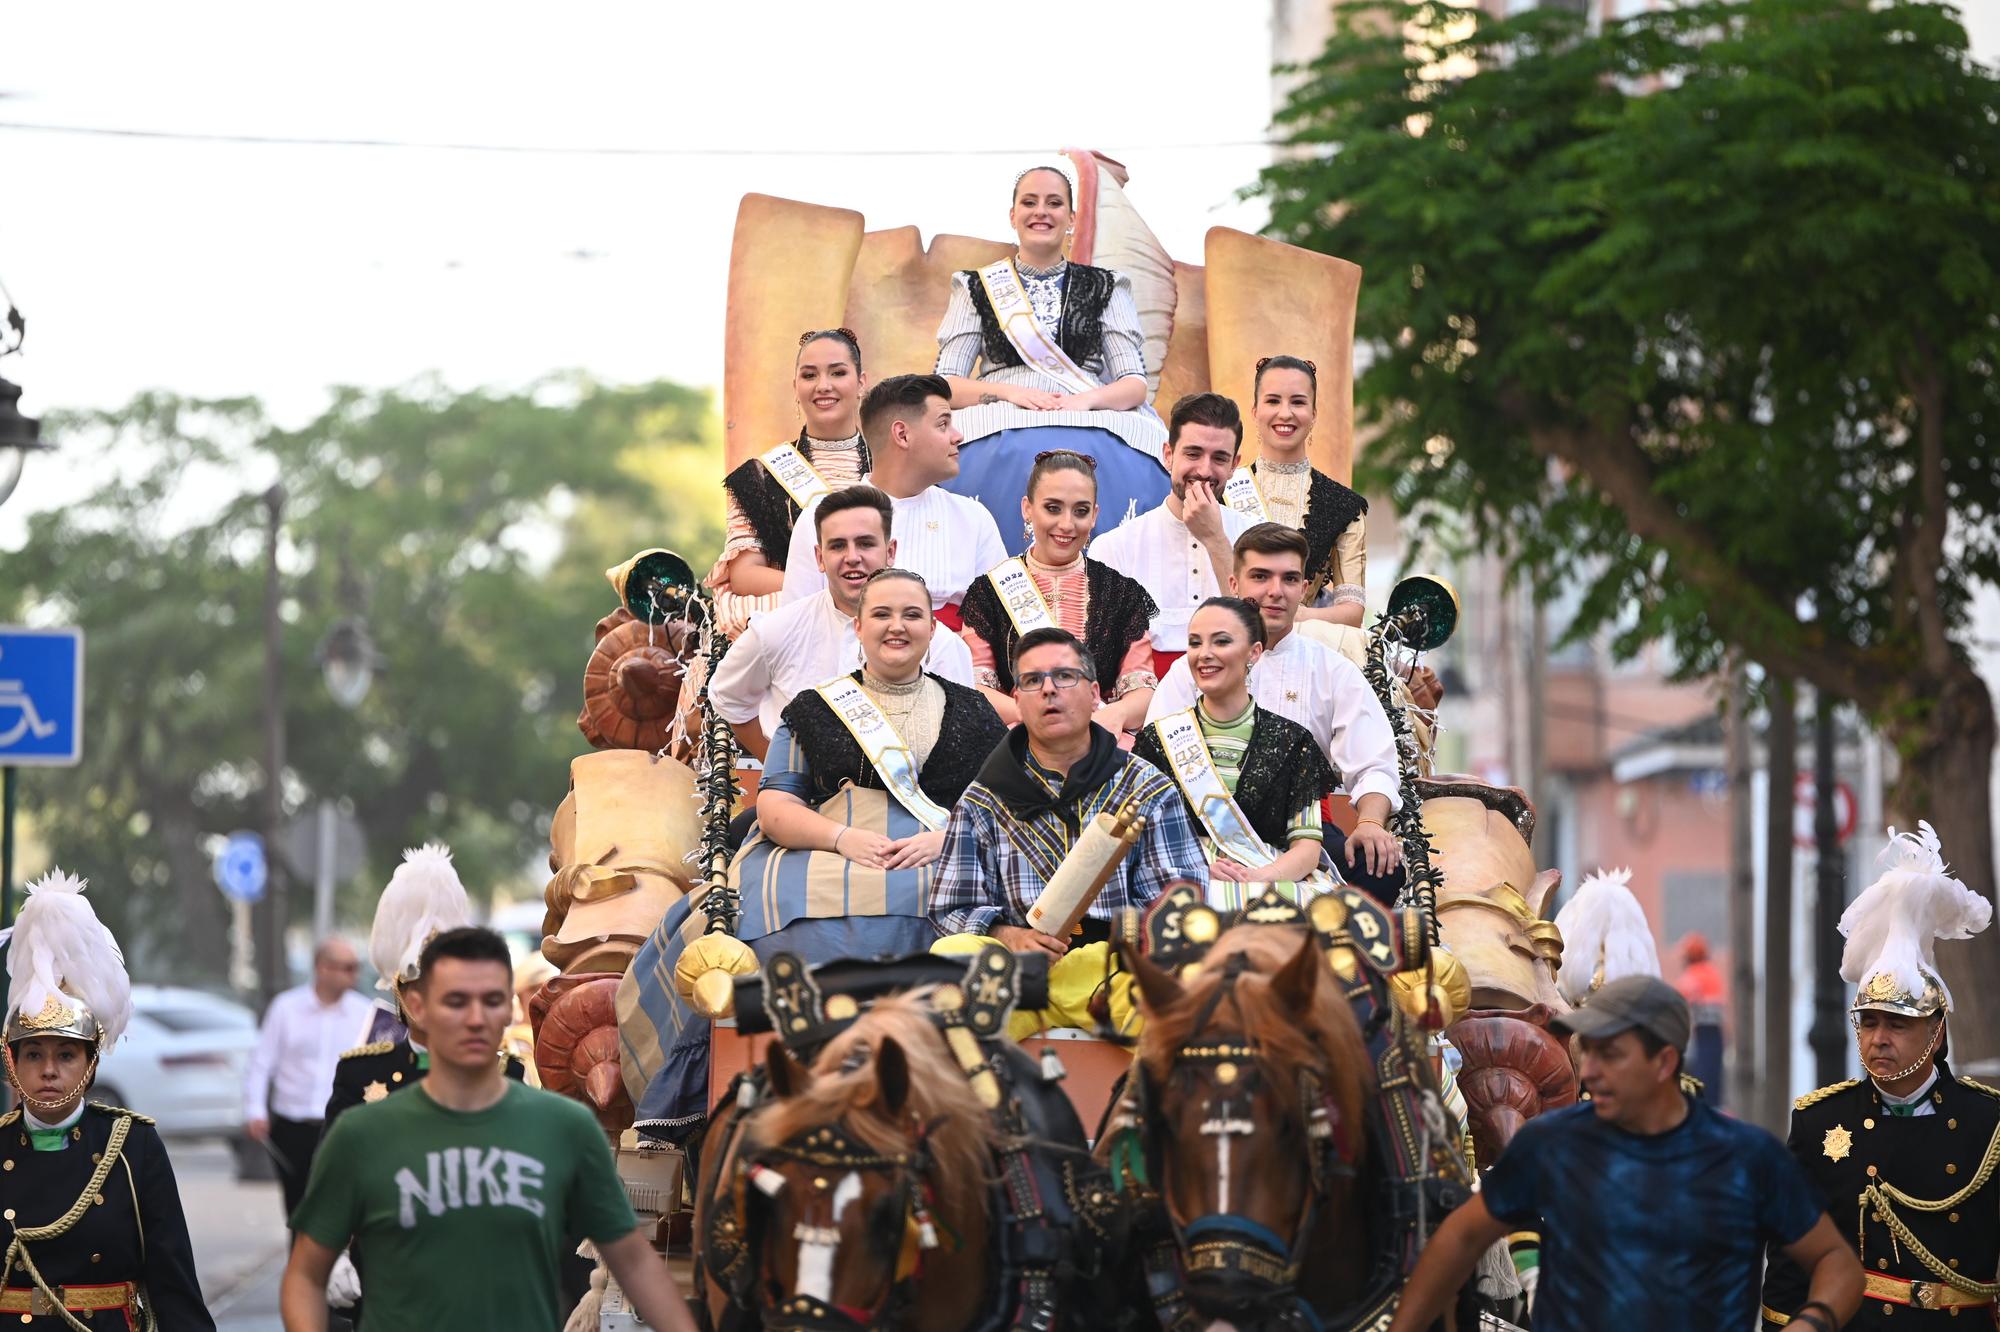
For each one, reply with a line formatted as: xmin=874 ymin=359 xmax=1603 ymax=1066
xmin=0 ymin=626 xmax=84 ymax=767
xmin=216 ymin=832 xmax=268 ymax=903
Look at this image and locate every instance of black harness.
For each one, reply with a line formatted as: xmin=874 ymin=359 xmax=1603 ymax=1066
xmin=695 ymin=949 xmax=1123 ymax=1332
xmin=1105 ymin=886 xmax=1476 ymax=1332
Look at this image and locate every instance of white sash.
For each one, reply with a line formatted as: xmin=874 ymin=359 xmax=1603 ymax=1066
xmin=1150 ymin=708 xmax=1279 ymax=869
xmin=813 ymin=676 xmax=952 ymax=833
xmin=975 ymin=258 xmax=1098 ymax=396
xmin=1223 ymin=467 xmax=1268 ymax=521
xmin=986 ymin=558 xmax=1058 ymax=637
xmin=757 ymin=443 xmax=833 ymax=510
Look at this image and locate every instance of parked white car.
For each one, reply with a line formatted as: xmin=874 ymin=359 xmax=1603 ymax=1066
xmin=92 ymin=984 xmax=259 ymax=1139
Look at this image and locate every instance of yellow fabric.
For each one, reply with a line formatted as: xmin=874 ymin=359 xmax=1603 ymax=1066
xmin=930 ymin=935 xmax=1140 ymax=1039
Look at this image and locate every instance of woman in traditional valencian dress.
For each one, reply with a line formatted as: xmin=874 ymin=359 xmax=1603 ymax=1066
xmin=708 ymin=328 xmax=870 ymax=633
xmin=626 ymin=569 xmax=1005 ymax=1135
xmin=935 ymin=164 xmax=1169 ymax=552
xmin=1227 ymin=355 xmax=1369 ymax=628
xmin=956 ymin=449 xmax=1158 ymax=736
xmin=1133 ymin=597 xmax=1338 ymax=901
xmin=0 ymin=871 xmax=212 ymax=1331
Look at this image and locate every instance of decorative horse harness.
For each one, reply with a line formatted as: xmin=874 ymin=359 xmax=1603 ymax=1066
xmin=698 ymin=949 xmax=1121 ymax=1332
xmin=1104 ymin=886 xmax=1475 ymax=1332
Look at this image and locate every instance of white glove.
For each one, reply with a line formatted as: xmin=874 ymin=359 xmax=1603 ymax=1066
xmin=327 ymin=1252 xmax=362 ymax=1308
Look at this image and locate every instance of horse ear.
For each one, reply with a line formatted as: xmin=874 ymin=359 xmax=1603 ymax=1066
xmin=874 ymin=1037 xmax=911 ymax=1116
xmin=1272 ymin=931 xmax=1323 ymax=1012
xmin=1119 ymin=937 xmax=1185 ymax=1014
xmin=766 ymin=1042 xmax=812 ymax=1099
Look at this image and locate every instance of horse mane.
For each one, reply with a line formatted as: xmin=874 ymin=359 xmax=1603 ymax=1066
xmin=1138 ymin=925 xmax=1374 ymax=1143
xmin=751 ymin=989 xmax=995 ymax=1237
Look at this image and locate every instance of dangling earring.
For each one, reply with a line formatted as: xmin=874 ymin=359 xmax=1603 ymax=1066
xmin=1023 ymin=519 xmax=1035 ymax=544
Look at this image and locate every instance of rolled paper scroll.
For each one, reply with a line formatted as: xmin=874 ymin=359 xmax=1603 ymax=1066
xmin=1025 ymin=804 xmax=1145 ymax=939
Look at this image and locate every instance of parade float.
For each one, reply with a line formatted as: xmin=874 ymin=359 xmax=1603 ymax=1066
xmin=510 ymin=149 xmax=1586 ymax=1329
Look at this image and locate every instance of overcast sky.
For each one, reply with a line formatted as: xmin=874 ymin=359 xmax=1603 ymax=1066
xmin=0 ymin=3 xmax=1277 ymax=428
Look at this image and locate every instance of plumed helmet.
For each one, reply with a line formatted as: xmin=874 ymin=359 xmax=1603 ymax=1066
xmin=4 ymin=869 xmax=132 ymax=1050
xmin=368 ymin=843 xmax=472 ymax=993
xmin=1842 ymin=821 xmax=1991 ymax=1017
xmin=1552 ymin=867 xmax=1660 ymax=1008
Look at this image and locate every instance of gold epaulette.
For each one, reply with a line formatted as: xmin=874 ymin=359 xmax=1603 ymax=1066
xmin=87 ymin=1101 xmax=155 ymax=1124
xmin=1680 ymin=1073 xmax=1705 ymax=1096
xmin=1959 ymin=1076 xmax=2000 ymax=1100
xmin=340 ymin=1040 xmax=395 ymax=1060
xmin=0 ymin=1109 xmax=17 ymax=1129
xmin=1795 ymin=1078 xmax=1860 ymax=1111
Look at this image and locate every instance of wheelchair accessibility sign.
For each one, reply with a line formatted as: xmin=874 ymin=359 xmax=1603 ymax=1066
xmin=0 ymin=626 xmax=84 ymax=766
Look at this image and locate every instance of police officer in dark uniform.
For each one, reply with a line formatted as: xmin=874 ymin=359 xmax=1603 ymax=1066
xmin=0 ymin=869 xmax=213 ymax=1331
xmin=1762 ymin=822 xmax=2000 ymax=1329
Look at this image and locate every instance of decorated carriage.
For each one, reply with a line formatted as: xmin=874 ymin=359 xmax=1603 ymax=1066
xmin=513 ymin=151 xmax=1585 ymax=1329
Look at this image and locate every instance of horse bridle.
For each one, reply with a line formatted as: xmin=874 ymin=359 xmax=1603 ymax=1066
xmin=707 ymin=1116 xmax=941 ymax=1332
xmin=1130 ymin=955 xmax=1357 ymax=1327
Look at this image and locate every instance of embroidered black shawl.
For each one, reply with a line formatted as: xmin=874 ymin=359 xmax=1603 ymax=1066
xmin=960 ymin=262 xmax=1117 ymax=374
xmin=1252 ymin=465 xmax=1367 ymax=592
xmin=777 ymin=672 xmax=1006 ymax=810
xmin=956 ymin=558 xmax=1158 ymax=693
xmin=1134 ymin=705 xmax=1337 ymax=852
xmin=721 ymin=431 xmax=872 ymax=572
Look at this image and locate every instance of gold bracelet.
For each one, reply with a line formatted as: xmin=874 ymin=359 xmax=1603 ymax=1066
xmin=1355 ymin=817 xmax=1386 ymax=830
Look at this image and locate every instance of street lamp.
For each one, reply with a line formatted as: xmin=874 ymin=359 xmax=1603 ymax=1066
xmin=0 ymin=288 xmax=49 ymax=510
xmin=309 ymin=616 xmax=381 ymax=939
xmin=317 ymin=617 xmax=382 ymax=711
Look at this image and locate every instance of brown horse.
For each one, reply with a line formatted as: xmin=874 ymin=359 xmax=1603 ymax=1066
xmin=695 ymin=992 xmax=995 ymax=1331
xmin=1121 ymin=925 xmax=1377 ymax=1326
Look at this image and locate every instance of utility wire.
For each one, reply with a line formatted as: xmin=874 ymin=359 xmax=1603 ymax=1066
xmin=0 ymin=121 xmax=1281 ymax=158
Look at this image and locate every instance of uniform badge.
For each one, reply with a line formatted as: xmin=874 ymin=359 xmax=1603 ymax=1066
xmin=363 ymin=1080 xmax=389 ymax=1104
xmin=1822 ymin=1124 xmax=1852 ymax=1162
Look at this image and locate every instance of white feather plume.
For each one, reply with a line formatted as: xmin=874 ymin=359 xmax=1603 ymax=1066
xmin=1554 ymin=867 xmax=1660 ymax=1006
xmin=6 ymin=868 xmax=132 ymax=1048
xmin=1839 ymin=821 xmax=1991 ymax=1011
xmin=368 ymin=843 xmax=471 ymax=990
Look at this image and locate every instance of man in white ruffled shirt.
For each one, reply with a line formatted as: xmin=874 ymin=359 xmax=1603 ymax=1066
xmin=713 ymin=483 xmax=974 ymax=761
xmin=779 ymin=373 xmax=1007 ymax=619
xmin=1088 ymin=392 xmax=1255 ymax=676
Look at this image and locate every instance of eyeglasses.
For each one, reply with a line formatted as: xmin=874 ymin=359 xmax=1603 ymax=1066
xmin=1014 ymin=667 xmax=1090 ymax=692
xmin=1032 ymin=449 xmax=1097 ymax=469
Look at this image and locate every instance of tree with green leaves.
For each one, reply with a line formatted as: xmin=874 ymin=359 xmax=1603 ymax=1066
xmin=1252 ymin=0 xmax=2000 ymax=1053
xmin=1 ymin=375 xmax=718 ymax=983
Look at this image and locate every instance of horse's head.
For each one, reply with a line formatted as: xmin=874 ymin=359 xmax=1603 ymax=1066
xmin=1125 ymin=926 xmax=1374 ymax=1321
xmin=733 ymin=994 xmax=992 ymax=1332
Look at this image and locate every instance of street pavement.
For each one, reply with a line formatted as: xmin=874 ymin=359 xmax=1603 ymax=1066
xmin=174 ymin=1139 xmax=289 ymax=1331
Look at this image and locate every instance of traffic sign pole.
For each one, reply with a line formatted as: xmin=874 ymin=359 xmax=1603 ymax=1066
xmin=2 ymin=766 xmax=14 ymax=928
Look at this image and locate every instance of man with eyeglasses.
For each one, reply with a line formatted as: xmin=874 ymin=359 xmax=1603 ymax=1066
xmin=243 ymin=936 xmax=374 ymax=1230
xmin=930 ymin=627 xmax=1206 ymax=1032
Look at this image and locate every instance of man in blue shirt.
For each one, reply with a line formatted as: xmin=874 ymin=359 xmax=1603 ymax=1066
xmin=1388 ymin=976 xmax=1862 ymax=1332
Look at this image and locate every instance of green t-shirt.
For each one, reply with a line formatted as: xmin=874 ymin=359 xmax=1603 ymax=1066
xmin=292 ymin=1080 xmax=637 ymax=1331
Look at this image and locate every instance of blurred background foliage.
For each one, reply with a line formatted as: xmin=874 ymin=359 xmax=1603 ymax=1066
xmin=1 ymin=375 xmax=718 ymax=981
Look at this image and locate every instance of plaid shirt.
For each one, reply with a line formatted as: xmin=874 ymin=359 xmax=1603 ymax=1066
xmin=929 ymin=749 xmax=1207 ymax=936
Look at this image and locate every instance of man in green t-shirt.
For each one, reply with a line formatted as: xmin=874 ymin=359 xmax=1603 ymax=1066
xmin=279 ymin=927 xmax=697 ymax=1332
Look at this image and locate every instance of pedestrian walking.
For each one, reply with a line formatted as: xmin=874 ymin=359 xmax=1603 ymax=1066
xmin=1674 ymin=931 xmax=1727 ymax=1106
xmin=1386 ymin=974 xmax=1863 ymax=1332
xmin=0 ymin=869 xmax=214 ymax=1330
xmin=1761 ymin=821 xmax=1998 ymax=1327
xmin=278 ymin=926 xmax=697 ymax=1332
xmin=243 ymin=937 xmax=373 ymax=1226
